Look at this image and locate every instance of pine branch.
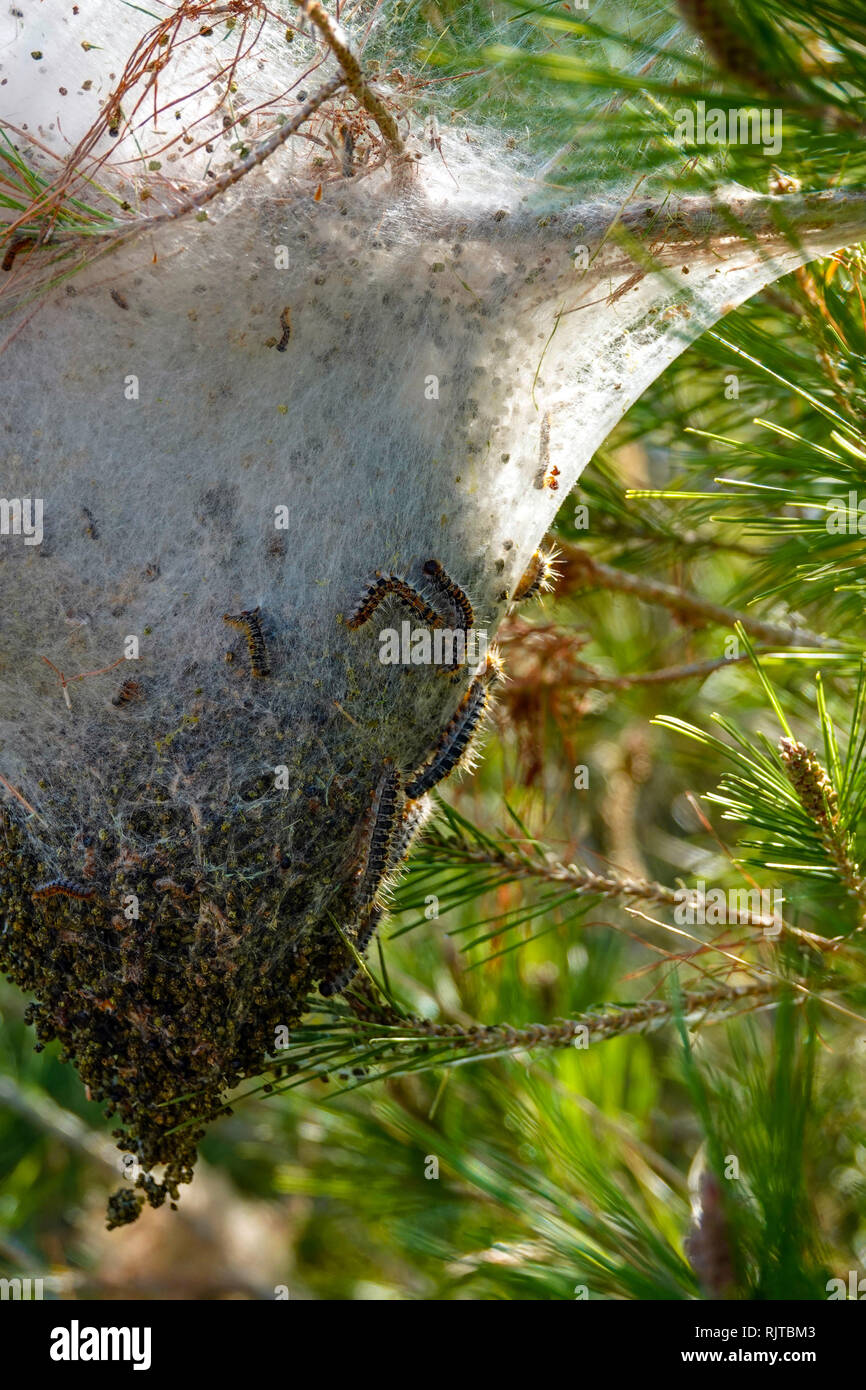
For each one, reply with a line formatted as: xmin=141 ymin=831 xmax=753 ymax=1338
xmin=559 ymin=543 xmax=840 ymax=649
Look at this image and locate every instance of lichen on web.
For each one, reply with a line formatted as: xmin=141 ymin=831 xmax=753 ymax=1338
xmin=2 ymin=0 xmax=866 ymax=1226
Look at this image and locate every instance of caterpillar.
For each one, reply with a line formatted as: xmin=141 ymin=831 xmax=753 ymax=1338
xmin=223 ymin=607 xmax=270 ymax=677
xmin=388 ymin=795 xmax=433 ymax=871
xmin=111 ymin=678 xmax=143 ymax=707
xmin=405 ymin=649 xmax=504 ymax=799
xmin=534 ymin=411 xmax=560 ymax=491
xmin=422 ymin=559 xmax=474 ymax=674
xmin=512 ymin=545 xmax=560 ymax=603
xmin=319 ymin=959 xmax=359 ymax=997
xmin=1 ymin=233 xmax=36 ymax=273
xmin=32 ymin=878 xmax=97 ymax=902
xmin=347 ymin=573 xmax=443 ymax=631
xmin=355 ymin=903 xmax=383 ymax=956
xmin=276 ymin=306 xmax=292 ymax=352
xmin=354 ymin=762 xmax=401 ymax=908
xmin=110 ymin=288 xmax=129 ymax=310
xmin=319 ymin=904 xmax=384 ymax=997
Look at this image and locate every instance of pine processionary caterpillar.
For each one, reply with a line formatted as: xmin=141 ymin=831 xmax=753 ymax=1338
xmin=388 ymin=795 xmax=433 ymax=870
xmin=2 ymin=234 xmax=36 ymax=273
xmin=354 ymin=761 xmax=401 ymax=908
xmin=347 ymin=573 xmax=444 ymax=631
xmin=319 ymin=959 xmax=359 ymax=997
xmin=223 ymin=607 xmax=270 ymax=677
xmin=512 ymin=546 xmax=560 ymax=603
xmin=422 ymin=559 xmax=475 ymax=674
xmin=341 ymin=125 xmax=355 ymax=178
xmin=355 ymin=903 xmax=383 ymax=956
xmin=32 ymin=878 xmax=97 ymax=902
xmin=404 ymin=650 xmax=504 ymax=799
xmin=276 ymin=306 xmax=292 ymax=352
xmin=422 ymin=561 xmax=475 ymax=631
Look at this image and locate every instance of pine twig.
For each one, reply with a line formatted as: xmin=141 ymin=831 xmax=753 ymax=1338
xmin=559 ymin=544 xmax=839 ymax=650
xmin=294 ymin=1 xmax=406 ymax=160
xmin=376 ymin=979 xmax=782 ymax=1056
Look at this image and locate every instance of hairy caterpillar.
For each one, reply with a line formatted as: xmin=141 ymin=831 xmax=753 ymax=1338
xmin=32 ymin=878 xmax=97 ymax=902
xmin=422 ymin=560 xmax=474 ymax=630
xmin=223 ymin=607 xmax=270 ymax=677
xmin=354 ymin=761 xmax=401 ymax=908
xmin=1 ymin=233 xmax=36 ymax=272
xmin=355 ymin=903 xmax=383 ymax=955
xmin=111 ymin=678 xmax=144 ymax=707
xmin=388 ymin=795 xmax=433 ymax=870
xmin=276 ymin=306 xmax=292 ymax=352
xmin=512 ymin=545 xmax=560 ymax=603
xmin=319 ymin=904 xmax=384 ymax=998
xmin=319 ymin=959 xmax=359 ymax=997
xmin=404 ymin=650 xmax=504 ymax=799
xmin=347 ymin=573 xmax=443 ymax=630
xmin=422 ymin=559 xmax=475 ymax=674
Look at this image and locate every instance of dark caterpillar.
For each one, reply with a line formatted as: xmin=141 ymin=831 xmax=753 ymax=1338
xmin=32 ymin=878 xmax=97 ymax=902
xmin=405 ymin=650 xmax=503 ymax=800
xmin=319 ymin=959 xmax=359 ymax=997
xmin=2 ymin=233 xmax=36 ymax=272
xmin=319 ymin=906 xmax=383 ymax=998
xmin=388 ymin=796 xmax=433 ymax=870
xmin=422 ymin=559 xmax=475 ymax=674
xmin=276 ymin=306 xmax=292 ymax=352
xmin=355 ymin=762 xmax=401 ymax=908
xmin=347 ymin=573 xmax=443 ymax=631
xmin=223 ymin=607 xmax=270 ymax=677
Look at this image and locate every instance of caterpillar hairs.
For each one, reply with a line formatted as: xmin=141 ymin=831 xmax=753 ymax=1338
xmin=404 ymin=649 xmax=504 ymax=800
xmin=320 ymin=904 xmax=384 ymax=998
xmin=513 ymin=545 xmax=560 ymax=603
xmin=223 ymin=607 xmax=270 ymax=678
xmin=347 ymin=572 xmax=444 ymax=631
xmin=32 ymin=878 xmax=98 ymax=902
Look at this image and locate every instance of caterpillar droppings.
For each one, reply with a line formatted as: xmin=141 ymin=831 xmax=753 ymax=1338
xmin=223 ymin=607 xmax=270 ymax=677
